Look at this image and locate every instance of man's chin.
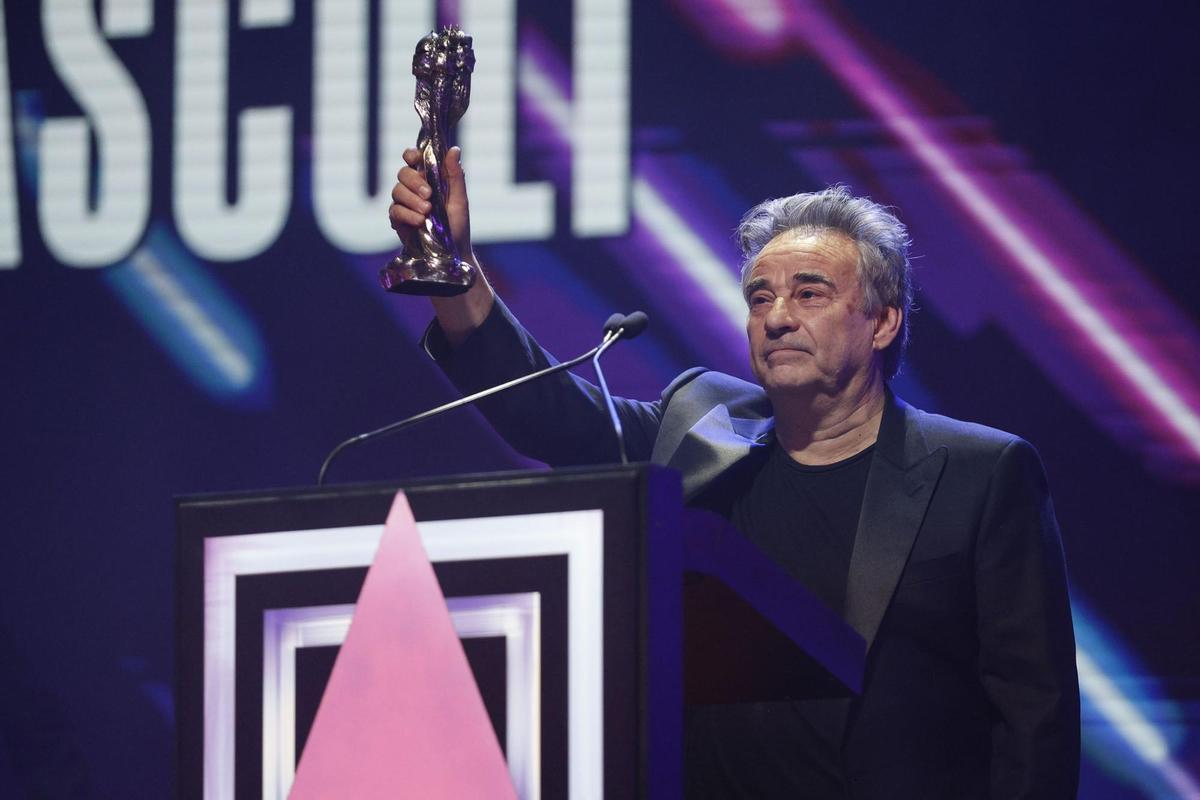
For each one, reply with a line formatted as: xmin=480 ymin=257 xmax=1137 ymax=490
xmin=757 ymin=369 xmax=819 ymax=396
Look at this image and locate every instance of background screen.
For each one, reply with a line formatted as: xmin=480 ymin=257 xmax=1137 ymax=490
xmin=2 ymin=1 xmax=1198 ymax=796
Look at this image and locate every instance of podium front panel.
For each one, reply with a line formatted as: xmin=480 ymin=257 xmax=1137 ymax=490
xmin=177 ymin=465 xmax=683 ymax=800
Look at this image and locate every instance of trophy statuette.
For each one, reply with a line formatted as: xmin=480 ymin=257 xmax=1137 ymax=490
xmin=380 ymin=26 xmax=477 ymax=296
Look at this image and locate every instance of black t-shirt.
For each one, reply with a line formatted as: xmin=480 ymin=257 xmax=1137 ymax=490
xmin=686 ymin=440 xmax=875 ymax=799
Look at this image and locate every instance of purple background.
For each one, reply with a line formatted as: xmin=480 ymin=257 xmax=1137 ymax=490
xmin=2 ymin=1 xmax=1198 ymax=796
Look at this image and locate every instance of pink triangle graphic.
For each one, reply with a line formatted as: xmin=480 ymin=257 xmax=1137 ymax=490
xmin=289 ymin=491 xmax=518 ymax=799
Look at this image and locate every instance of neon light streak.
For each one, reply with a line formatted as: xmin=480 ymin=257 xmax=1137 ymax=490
xmin=103 ymin=224 xmax=267 ymax=403
xmin=126 ymin=248 xmax=254 ymax=388
xmin=1077 ymin=640 xmax=1200 ymax=798
xmin=723 ymin=0 xmax=787 ymax=35
xmin=518 ymin=47 xmax=746 ymax=338
xmin=631 ymin=181 xmax=747 ymax=327
xmin=1077 ymin=647 xmax=1168 ymax=764
xmin=779 ymin=2 xmax=1200 ymax=461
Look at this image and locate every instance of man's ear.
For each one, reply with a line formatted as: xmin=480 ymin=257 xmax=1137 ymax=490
xmin=872 ymin=306 xmax=902 ymax=352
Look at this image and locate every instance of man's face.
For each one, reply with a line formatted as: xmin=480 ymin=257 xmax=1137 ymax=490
xmin=744 ymin=230 xmax=885 ymax=399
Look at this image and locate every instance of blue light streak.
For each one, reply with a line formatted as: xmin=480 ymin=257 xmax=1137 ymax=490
xmin=103 ymin=223 xmax=272 ymax=407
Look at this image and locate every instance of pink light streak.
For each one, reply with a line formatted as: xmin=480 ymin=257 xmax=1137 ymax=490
xmin=516 ymin=27 xmax=754 ymax=377
xmin=703 ymin=0 xmax=1200 ymax=468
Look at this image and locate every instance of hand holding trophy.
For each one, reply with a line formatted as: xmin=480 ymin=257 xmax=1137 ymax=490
xmin=381 ymin=26 xmax=476 ymax=296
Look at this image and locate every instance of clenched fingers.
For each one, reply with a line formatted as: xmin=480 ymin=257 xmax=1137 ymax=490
xmin=389 ymin=202 xmax=426 ymax=231
xmin=391 ymin=178 xmax=430 ymax=210
xmin=395 ymin=159 xmax=431 ymax=193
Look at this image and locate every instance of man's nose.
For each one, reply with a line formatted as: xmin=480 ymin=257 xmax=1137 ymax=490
xmin=764 ymin=297 xmax=798 ymax=335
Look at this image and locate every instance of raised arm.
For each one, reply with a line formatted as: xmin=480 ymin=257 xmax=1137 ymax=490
xmin=390 ymin=149 xmax=672 ymax=465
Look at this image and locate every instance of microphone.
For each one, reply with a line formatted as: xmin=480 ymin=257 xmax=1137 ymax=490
xmin=592 ymin=311 xmax=649 ymax=465
xmin=617 ymin=310 xmax=648 ymax=339
xmin=317 ymin=311 xmax=646 ymax=485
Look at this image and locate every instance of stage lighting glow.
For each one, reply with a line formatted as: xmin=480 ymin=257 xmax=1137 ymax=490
xmin=1077 ymin=647 xmax=1169 ymax=764
xmin=518 ymin=39 xmax=746 ymax=340
xmin=697 ymin=0 xmax=1200 ymax=470
xmin=726 ymin=0 xmax=787 ymax=35
xmin=1072 ymin=599 xmax=1200 ymax=797
xmin=103 ymin=224 xmax=271 ymax=405
xmin=630 ymin=179 xmax=746 ymax=329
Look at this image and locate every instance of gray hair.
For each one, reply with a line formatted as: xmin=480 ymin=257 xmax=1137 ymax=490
xmin=735 ymin=185 xmax=913 ymax=380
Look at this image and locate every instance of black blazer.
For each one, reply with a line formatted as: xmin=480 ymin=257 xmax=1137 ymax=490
xmin=430 ymin=299 xmax=1080 ymax=798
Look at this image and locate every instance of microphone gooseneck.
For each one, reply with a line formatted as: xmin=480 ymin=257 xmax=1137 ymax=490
xmin=317 ymin=312 xmax=645 ymax=485
xmin=592 ymin=311 xmax=649 ymax=465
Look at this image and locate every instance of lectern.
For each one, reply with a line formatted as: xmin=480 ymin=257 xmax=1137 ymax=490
xmin=176 ymin=465 xmax=864 ymax=799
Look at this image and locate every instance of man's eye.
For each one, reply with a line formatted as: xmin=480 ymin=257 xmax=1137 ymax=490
xmin=750 ymin=295 xmax=771 ymax=306
xmin=798 ymin=289 xmax=818 ymax=299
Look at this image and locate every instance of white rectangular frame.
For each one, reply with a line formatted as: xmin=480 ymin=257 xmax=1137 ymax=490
xmin=203 ymin=509 xmax=604 ymax=799
xmin=262 ymin=592 xmax=541 ymax=799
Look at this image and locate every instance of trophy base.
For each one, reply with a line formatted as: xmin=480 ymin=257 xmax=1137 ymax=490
xmin=379 ymin=256 xmax=476 ymax=297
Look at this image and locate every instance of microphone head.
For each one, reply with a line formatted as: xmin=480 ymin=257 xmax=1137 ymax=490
xmin=619 ymin=311 xmax=649 ymax=339
xmin=603 ymin=312 xmax=626 ymax=335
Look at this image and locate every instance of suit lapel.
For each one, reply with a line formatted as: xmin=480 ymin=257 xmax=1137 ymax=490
xmin=843 ymin=394 xmax=947 ymax=651
xmin=666 ymin=404 xmax=773 ymax=501
xmin=662 ymin=380 xmax=947 ymax=652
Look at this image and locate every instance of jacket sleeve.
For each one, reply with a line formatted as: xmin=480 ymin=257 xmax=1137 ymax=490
xmin=424 ymin=297 xmax=695 ymax=466
xmin=974 ymin=438 xmax=1080 ymax=798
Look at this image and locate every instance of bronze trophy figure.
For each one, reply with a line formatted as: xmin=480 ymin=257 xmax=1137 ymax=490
xmin=380 ymin=26 xmax=476 ymax=296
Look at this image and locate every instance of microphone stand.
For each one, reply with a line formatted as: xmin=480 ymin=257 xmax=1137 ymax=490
xmin=317 ymin=329 xmax=620 ymax=486
xmin=592 ymin=335 xmax=627 ymax=465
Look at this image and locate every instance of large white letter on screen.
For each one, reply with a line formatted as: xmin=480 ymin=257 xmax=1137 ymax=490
xmin=174 ymin=0 xmax=292 ymax=262
xmin=0 ymin=0 xmax=19 ymax=268
xmin=38 ymin=0 xmax=153 ymax=267
xmin=459 ymin=0 xmax=554 ymax=243
xmin=573 ymin=0 xmax=629 ymax=236
xmin=313 ymin=0 xmax=432 ymax=253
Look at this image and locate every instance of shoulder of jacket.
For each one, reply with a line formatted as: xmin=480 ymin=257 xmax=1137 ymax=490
xmin=663 ymin=369 xmax=765 ymax=404
xmin=909 ymin=405 xmax=1030 ymax=462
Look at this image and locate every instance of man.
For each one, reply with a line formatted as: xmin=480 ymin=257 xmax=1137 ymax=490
xmin=389 ymin=147 xmax=1080 ymax=798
